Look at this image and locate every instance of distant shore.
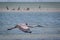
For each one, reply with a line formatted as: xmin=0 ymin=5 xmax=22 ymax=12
xmin=0 ymin=8 xmax=60 ymax=12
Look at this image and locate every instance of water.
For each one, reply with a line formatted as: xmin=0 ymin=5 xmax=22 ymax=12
xmin=0 ymin=12 xmax=60 ymax=40
xmin=0 ymin=2 xmax=60 ymax=8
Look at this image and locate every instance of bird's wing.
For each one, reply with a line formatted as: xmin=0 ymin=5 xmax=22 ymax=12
xmin=34 ymin=25 xmax=43 ymax=27
xmin=28 ymin=25 xmax=43 ymax=28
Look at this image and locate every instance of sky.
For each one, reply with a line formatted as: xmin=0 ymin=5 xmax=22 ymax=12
xmin=0 ymin=0 xmax=60 ymax=2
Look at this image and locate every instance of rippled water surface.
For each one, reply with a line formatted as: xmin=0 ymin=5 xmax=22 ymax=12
xmin=0 ymin=12 xmax=60 ymax=40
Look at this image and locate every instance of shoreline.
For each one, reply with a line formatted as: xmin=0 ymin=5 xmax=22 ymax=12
xmin=0 ymin=8 xmax=60 ymax=12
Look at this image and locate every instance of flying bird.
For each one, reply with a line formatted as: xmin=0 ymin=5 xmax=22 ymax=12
xmin=7 ymin=23 xmax=43 ymax=33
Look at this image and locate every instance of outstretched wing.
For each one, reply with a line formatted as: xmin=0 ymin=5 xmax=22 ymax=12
xmin=28 ymin=24 xmax=43 ymax=28
xmin=35 ymin=25 xmax=43 ymax=27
